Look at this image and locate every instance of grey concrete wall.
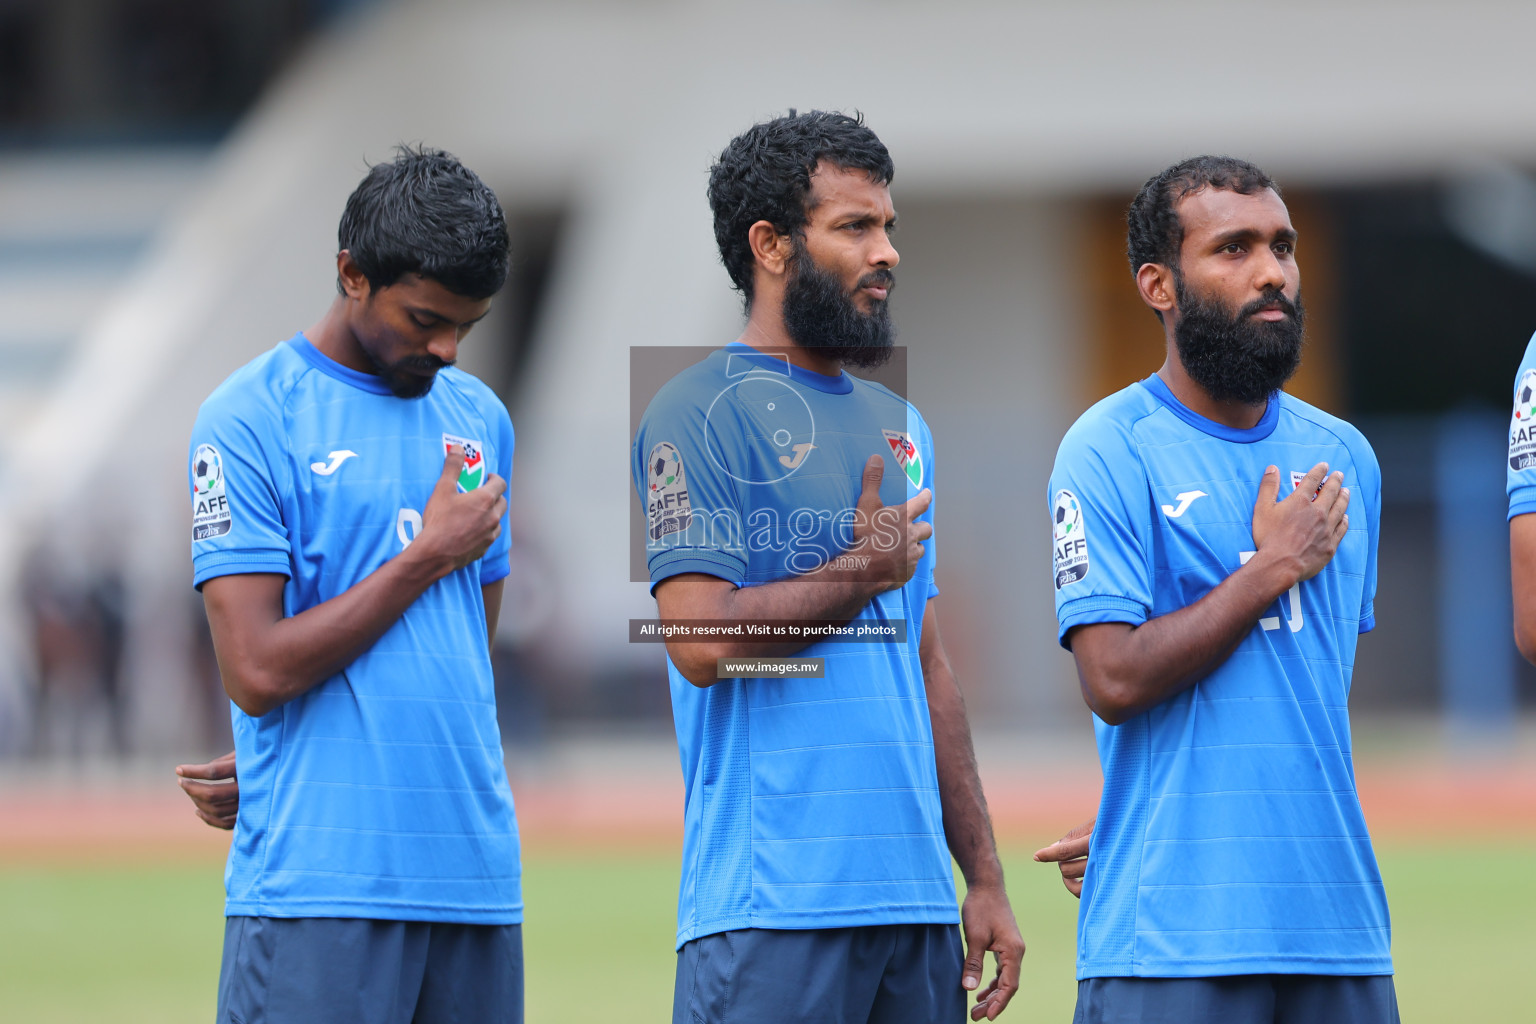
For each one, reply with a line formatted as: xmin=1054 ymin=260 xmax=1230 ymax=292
xmin=891 ymin=194 xmax=1086 ymax=723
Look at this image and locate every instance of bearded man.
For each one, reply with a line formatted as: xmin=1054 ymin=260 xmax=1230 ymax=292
xmin=1044 ymin=156 xmax=1399 ymax=1023
xmin=631 ymin=110 xmax=1024 ymax=1024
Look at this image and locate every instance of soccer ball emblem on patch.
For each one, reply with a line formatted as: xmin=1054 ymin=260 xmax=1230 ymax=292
xmin=442 ymin=433 xmax=486 ymax=492
xmin=646 ymin=442 xmax=691 ymax=541
xmin=1053 ymin=491 xmax=1082 ymax=542
xmin=1512 ymin=370 xmax=1536 ymax=472
xmin=1516 ymin=370 xmax=1536 ymax=421
xmin=650 ymin=444 xmax=683 ymax=492
xmin=880 ymin=429 xmax=923 ymax=488
xmin=191 ymin=445 xmax=222 ymax=497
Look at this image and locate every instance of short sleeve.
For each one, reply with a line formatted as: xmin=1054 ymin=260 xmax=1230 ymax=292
xmin=633 ymin=381 xmax=748 ymax=588
xmin=479 ymin=405 xmax=516 ymax=586
xmin=915 ymin=410 xmax=939 ymax=600
xmin=1508 ymin=331 xmax=1536 ymax=521
xmin=1048 ymin=423 xmax=1152 ymax=649
xmin=1356 ymin=434 xmax=1382 ymax=634
xmin=189 ymin=398 xmax=292 ymax=589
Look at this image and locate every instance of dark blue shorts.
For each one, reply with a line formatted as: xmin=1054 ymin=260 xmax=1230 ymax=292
xmin=1073 ymin=974 xmax=1400 ymax=1024
xmin=673 ymin=923 xmax=965 ymax=1024
xmin=216 ymin=916 xmax=523 ymax=1024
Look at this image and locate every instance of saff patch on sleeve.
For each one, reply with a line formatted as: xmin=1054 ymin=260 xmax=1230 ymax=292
xmin=1052 ymin=488 xmax=1089 ymax=589
xmin=646 ymin=441 xmax=691 ymax=541
xmin=1511 ymin=369 xmax=1536 ymax=472
xmin=191 ymin=443 xmax=232 ymax=541
xmin=442 ymin=433 xmax=486 ymax=492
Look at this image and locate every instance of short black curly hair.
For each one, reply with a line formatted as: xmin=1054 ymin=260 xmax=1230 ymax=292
xmin=707 ymin=110 xmax=894 ymax=308
xmin=1126 ymin=154 xmax=1278 ymax=282
xmin=337 ymin=144 xmax=510 ymax=300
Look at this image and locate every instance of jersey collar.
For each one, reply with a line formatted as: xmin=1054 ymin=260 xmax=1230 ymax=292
xmin=287 ymin=333 xmax=395 ymax=396
xmin=1138 ymin=373 xmax=1280 ymax=443
xmin=723 ymin=342 xmax=855 ymax=394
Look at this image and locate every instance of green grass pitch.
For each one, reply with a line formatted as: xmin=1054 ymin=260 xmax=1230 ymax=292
xmin=0 ymin=842 xmax=1528 ymax=1022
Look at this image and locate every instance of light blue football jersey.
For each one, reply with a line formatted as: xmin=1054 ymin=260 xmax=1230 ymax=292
xmin=1507 ymin=330 xmax=1536 ymax=518
xmin=1049 ymin=374 xmax=1391 ymax=979
xmin=188 ymin=333 xmax=520 ymax=923
xmin=631 ymin=343 xmax=956 ymax=948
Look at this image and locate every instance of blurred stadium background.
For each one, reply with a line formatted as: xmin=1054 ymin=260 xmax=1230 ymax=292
xmin=1 ymin=1 xmax=1534 ymax=1020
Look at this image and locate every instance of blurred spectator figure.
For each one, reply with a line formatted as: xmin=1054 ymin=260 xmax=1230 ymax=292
xmin=19 ymin=544 xmax=128 ymax=760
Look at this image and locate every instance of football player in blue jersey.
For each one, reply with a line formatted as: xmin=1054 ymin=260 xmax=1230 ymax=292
xmin=632 ymin=111 xmax=1024 ymax=1024
xmin=176 ymin=146 xmax=526 ymax=1023
xmin=1508 ymin=334 xmax=1536 ymax=662
xmin=1044 ymin=156 xmax=1398 ymax=1023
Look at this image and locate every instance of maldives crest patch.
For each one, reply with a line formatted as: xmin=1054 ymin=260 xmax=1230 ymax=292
xmin=881 ymin=429 xmax=923 ymax=488
xmin=442 ymin=433 xmax=486 ymax=492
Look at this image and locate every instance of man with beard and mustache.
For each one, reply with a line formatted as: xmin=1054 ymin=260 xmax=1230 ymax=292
xmin=631 ymin=111 xmax=1024 ymax=1023
xmin=1041 ymin=156 xmax=1397 ymax=1023
xmin=180 ymin=146 xmax=528 ymax=1022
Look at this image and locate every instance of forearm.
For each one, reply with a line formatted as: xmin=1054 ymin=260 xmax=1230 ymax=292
xmin=210 ymin=547 xmax=453 ymax=715
xmin=922 ymin=610 xmax=1004 ymax=888
xmin=1512 ymin=515 xmax=1536 ymax=663
xmin=932 ymin=686 xmax=1004 ymax=887
xmin=659 ymin=569 xmax=883 ymax=684
xmin=710 ymin=568 xmax=882 ymax=655
xmin=656 ymin=455 xmax=932 ymax=685
xmin=482 ymin=578 xmax=505 ymax=651
xmin=1074 ymin=550 xmax=1296 ymax=724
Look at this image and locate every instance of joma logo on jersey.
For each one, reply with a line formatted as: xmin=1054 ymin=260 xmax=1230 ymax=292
xmin=311 ymin=450 xmax=358 ymax=476
xmin=778 ymin=443 xmax=816 ymax=470
xmin=1161 ymin=491 xmax=1207 ymax=518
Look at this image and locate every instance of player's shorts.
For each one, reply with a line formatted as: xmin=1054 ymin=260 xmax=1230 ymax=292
xmin=215 ymin=915 xmax=523 ymax=1024
xmin=1072 ymin=974 xmax=1400 ymax=1024
xmin=672 ymin=923 xmax=964 ymax=1024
